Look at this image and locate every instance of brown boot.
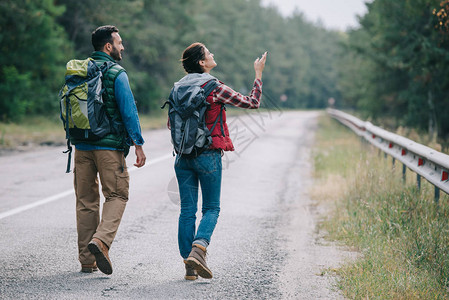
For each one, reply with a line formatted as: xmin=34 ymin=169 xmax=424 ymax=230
xmin=88 ymin=238 xmax=113 ymax=275
xmin=183 ymin=260 xmax=198 ymax=280
xmin=80 ymin=262 xmax=98 ymax=273
xmin=185 ymin=244 xmax=212 ymax=279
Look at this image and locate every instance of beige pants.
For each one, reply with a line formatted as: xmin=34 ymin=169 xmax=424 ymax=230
xmin=74 ymin=149 xmax=129 ymax=265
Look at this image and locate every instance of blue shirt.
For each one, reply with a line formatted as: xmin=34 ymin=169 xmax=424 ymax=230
xmin=75 ymin=72 xmax=144 ymax=151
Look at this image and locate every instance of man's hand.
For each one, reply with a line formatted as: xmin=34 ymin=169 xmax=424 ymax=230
xmin=254 ymin=51 xmax=268 ymax=80
xmin=134 ymin=145 xmax=146 ymax=168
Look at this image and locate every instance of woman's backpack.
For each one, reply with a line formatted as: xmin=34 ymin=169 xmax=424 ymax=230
xmin=161 ymin=79 xmax=221 ymax=162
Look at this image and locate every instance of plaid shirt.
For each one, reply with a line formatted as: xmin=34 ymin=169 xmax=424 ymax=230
xmin=212 ymin=79 xmax=262 ymax=108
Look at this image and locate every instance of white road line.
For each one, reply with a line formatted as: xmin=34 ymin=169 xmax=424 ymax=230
xmin=0 ymin=190 xmax=75 ymax=220
xmin=127 ymin=153 xmax=173 ymax=172
xmin=0 ymin=153 xmax=173 ymax=220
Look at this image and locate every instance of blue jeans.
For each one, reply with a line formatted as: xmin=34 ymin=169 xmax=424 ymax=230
xmin=175 ymin=150 xmax=222 ymax=259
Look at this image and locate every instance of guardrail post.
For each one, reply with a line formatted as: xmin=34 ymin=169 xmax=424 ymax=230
xmin=402 ymin=163 xmax=406 ymax=183
xmin=435 ymin=186 xmax=440 ymax=204
xmin=417 ymin=174 xmax=421 ymax=191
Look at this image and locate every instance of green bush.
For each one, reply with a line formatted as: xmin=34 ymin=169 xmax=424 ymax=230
xmin=0 ymin=66 xmax=32 ymax=121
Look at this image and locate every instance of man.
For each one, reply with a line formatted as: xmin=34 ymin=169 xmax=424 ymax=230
xmin=73 ymin=25 xmax=146 ymax=275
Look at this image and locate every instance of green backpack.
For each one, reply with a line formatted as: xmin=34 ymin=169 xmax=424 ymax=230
xmin=59 ymin=58 xmax=116 ymax=173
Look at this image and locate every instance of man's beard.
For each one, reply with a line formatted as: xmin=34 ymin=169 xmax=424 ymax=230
xmin=110 ymin=46 xmax=122 ymax=61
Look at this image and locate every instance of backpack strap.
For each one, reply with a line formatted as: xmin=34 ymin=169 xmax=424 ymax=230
xmin=97 ymin=61 xmax=116 ymax=99
xmin=96 ymin=60 xmax=124 ymax=136
xmin=63 ymin=139 xmax=72 ymax=173
xmin=202 ymin=79 xmax=219 ymax=98
xmin=203 ymin=80 xmax=225 ymax=137
xmin=63 ymin=94 xmax=73 ymax=173
xmin=99 ymin=61 xmax=116 ymax=76
xmin=209 ymin=103 xmax=225 ymax=135
xmin=201 ymin=79 xmax=222 ymax=131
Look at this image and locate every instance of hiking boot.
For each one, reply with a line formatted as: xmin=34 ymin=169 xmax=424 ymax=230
xmin=80 ymin=263 xmax=98 ymax=273
xmin=185 ymin=244 xmax=212 ymax=279
xmin=184 ymin=260 xmax=198 ymax=280
xmin=87 ymin=238 xmax=113 ymax=275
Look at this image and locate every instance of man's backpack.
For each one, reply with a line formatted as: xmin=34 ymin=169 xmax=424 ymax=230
xmin=161 ymin=79 xmax=221 ymax=162
xmin=59 ymin=58 xmax=116 ymax=173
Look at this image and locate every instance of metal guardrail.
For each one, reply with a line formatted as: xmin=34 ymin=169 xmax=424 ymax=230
xmin=327 ymin=108 xmax=449 ymax=201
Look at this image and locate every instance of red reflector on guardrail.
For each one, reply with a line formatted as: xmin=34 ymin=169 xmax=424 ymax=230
xmin=372 ymin=134 xmax=376 ymax=139
xmin=418 ymin=158 xmax=424 ymax=166
xmin=389 ymin=143 xmax=393 ymax=148
xmin=442 ymin=171 xmax=448 ymax=181
xmin=402 ymin=149 xmax=407 ymax=156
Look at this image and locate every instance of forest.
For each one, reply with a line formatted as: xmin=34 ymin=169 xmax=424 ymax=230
xmin=1 ymin=0 xmax=449 ymax=142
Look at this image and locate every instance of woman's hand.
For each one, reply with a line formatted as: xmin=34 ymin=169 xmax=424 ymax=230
xmin=254 ymin=52 xmax=268 ymax=80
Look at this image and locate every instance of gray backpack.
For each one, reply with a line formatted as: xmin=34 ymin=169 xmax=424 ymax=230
xmin=161 ymin=79 xmax=221 ymax=161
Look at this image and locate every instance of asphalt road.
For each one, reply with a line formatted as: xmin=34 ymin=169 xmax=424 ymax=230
xmin=0 ymin=110 xmax=350 ymax=299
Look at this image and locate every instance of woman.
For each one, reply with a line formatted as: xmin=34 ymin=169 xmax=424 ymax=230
xmin=172 ymin=42 xmax=267 ymax=280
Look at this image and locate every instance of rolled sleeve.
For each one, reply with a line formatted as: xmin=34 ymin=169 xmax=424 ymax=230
xmin=114 ymin=72 xmax=145 ymax=146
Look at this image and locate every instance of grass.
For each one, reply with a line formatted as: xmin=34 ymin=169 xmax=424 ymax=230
xmin=0 ymin=113 xmax=168 ymax=151
xmin=0 ymin=115 xmax=66 ymax=149
xmin=313 ymin=116 xmax=449 ymax=299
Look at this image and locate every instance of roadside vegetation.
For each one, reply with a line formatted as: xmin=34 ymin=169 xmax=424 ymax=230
xmin=313 ymin=116 xmax=449 ymax=299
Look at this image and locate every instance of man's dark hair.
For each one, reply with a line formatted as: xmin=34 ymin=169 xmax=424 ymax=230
xmin=181 ymin=42 xmax=206 ymax=73
xmin=92 ymin=25 xmax=119 ymax=51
